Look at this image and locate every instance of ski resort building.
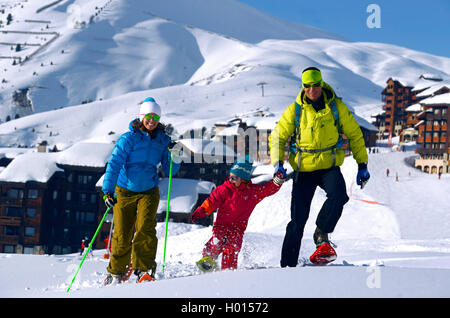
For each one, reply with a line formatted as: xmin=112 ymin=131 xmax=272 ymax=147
xmin=0 ymin=141 xmax=217 ymax=255
xmin=414 ymin=92 xmax=450 ymax=174
xmin=374 ymin=76 xmax=449 ymax=148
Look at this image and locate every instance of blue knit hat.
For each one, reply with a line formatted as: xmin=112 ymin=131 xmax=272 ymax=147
xmin=229 ymin=160 xmax=254 ymax=181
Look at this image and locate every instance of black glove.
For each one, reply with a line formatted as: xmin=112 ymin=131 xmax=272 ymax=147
xmin=103 ymin=193 xmax=117 ymax=209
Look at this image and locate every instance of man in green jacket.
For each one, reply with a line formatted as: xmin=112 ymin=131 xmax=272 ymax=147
xmin=270 ymin=67 xmax=370 ymax=267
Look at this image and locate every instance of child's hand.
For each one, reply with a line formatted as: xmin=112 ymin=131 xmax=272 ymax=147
xmin=273 ymin=171 xmax=287 ymax=186
xmin=191 ymin=206 xmax=206 ymax=223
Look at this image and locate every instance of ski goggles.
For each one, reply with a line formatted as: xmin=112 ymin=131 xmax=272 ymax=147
xmin=303 ymin=81 xmax=322 ymax=88
xmin=143 ymin=113 xmax=161 ymax=121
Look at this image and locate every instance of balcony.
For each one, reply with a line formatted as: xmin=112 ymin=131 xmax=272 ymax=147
xmin=0 ymin=216 xmax=21 ymax=226
xmin=0 ymin=198 xmax=23 ymax=206
xmin=0 ymin=234 xmax=19 ymax=244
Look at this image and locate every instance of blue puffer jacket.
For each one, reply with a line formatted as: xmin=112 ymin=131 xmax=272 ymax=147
xmin=102 ymin=119 xmax=180 ymax=194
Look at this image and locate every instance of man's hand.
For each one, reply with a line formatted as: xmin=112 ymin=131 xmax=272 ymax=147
xmin=356 ymin=162 xmax=370 ymax=189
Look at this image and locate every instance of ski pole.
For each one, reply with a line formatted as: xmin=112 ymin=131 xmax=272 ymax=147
xmin=161 ymin=152 xmax=173 ymax=274
xmin=104 ymin=214 xmax=114 ymax=259
xmin=66 ymin=206 xmax=111 ymax=293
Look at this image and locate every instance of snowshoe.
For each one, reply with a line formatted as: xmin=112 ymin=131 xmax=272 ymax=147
xmin=103 ymin=273 xmax=125 ymax=286
xmin=135 ymin=270 xmax=155 ymax=283
xmin=122 ymin=262 xmax=134 ymax=282
xmin=196 ymin=256 xmax=217 ymax=273
xmin=103 ymin=262 xmax=134 ymax=286
xmin=309 ymin=242 xmax=337 ymax=265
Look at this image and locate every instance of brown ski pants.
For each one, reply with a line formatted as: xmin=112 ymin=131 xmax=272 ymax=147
xmin=107 ymin=185 xmax=160 ymax=275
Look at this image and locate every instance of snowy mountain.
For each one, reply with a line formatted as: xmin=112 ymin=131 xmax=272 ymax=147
xmin=0 ymin=0 xmax=449 ymax=140
xmin=0 ymin=0 xmax=450 ymax=300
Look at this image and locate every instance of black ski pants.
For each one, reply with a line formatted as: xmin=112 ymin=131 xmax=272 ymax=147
xmin=280 ymin=166 xmax=349 ymax=267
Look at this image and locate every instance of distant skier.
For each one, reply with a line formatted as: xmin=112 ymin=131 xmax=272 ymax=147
xmin=386 ymin=168 xmax=390 ymax=177
xmin=191 ymin=159 xmax=286 ymax=272
xmin=80 ymin=239 xmax=85 ymax=256
xmin=101 ymin=97 xmax=180 ymax=285
xmin=269 ymin=67 xmax=370 ymax=266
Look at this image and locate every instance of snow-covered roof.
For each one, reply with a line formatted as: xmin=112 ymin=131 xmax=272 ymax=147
xmin=178 ymin=138 xmax=236 ymax=157
xmin=0 ymin=141 xmax=115 ymax=184
xmin=0 ymin=147 xmax=34 ymax=159
xmin=353 ymin=113 xmax=378 ymax=131
xmin=57 ymin=142 xmax=114 ymax=168
xmin=416 ymin=83 xmax=450 ymax=97
xmin=0 ymin=152 xmax=62 ymax=183
xmin=414 ymin=120 xmax=424 ymax=128
xmin=420 ymin=92 xmax=450 ymax=105
xmin=405 ymin=103 xmax=422 ymax=112
xmin=158 ymin=178 xmax=216 ymax=214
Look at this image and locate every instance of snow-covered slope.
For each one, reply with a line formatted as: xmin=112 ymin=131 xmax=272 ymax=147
xmin=1 ymin=150 xmax=450 ymax=298
xmin=1 ymin=0 xmax=449 ymax=128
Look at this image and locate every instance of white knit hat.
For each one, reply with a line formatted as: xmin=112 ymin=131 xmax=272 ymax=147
xmin=139 ymin=97 xmax=161 ymax=121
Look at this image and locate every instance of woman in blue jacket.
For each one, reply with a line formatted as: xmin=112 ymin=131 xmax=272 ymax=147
xmin=102 ymin=97 xmax=180 ymax=285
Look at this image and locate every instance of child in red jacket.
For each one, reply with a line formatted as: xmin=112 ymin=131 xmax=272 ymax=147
xmin=191 ymin=161 xmax=286 ymax=271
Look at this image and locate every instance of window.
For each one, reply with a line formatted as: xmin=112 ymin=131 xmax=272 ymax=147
xmin=6 ymin=207 xmax=21 ymax=217
xmin=90 ymin=194 xmax=97 ymax=204
xmin=78 ymin=175 xmax=93 ymax=185
xmin=3 ymin=245 xmax=15 ymax=253
xmin=86 ymin=212 xmax=95 ymax=223
xmin=28 ymin=189 xmax=39 ymax=199
xmin=434 ymin=108 xmax=441 ymax=115
xmin=23 ymin=247 xmax=34 ymax=254
xmin=26 ymin=208 xmax=37 ymax=218
xmin=7 ymin=189 xmax=23 ymax=199
xmin=24 ymin=227 xmax=35 ymax=237
xmin=66 ymin=191 xmax=71 ymax=201
xmin=64 ymin=209 xmax=71 ymax=222
xmin=4 ymin=226 xmax=19 ymax=236
xmin=53 ymin=190 xmax=58 ymax=200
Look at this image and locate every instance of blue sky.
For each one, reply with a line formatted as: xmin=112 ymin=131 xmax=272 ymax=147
xmin=238 ymin=0 xmax=450 ymax=58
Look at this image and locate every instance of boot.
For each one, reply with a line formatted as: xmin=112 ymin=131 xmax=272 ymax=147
xmin=196 ymin=256 xmax=217 ymax=273
xmin=313 ymin=227 xmax=329 ymax=248
xmin=103 ymin=273 xmax=124 ymax=286
xmin=135 ymin=270 xmax=155 ymax=283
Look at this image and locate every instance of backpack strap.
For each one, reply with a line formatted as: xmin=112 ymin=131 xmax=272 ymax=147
xmin=289 ymin=102 xmax=301 ymax=154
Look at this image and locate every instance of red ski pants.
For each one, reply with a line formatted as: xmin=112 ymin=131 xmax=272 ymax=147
xmin=203 ymin=221 xmax=247 ymax=270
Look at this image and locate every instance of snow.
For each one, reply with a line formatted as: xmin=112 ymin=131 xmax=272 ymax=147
xmin=420 ymin=92 xmax=450 ymax=105
xmin=0 ymin=0 xmax=449 ymax=301
xmin=0 ymin=151 xmax=62 ymax=183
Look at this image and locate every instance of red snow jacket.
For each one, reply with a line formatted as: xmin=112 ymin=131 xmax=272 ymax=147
xmin=200 ymin=179 xmax=281 ymax=225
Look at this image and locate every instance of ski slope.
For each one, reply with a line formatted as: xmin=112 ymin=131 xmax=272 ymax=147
xmin=1 ymin=149 xmax=450 ymax=298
